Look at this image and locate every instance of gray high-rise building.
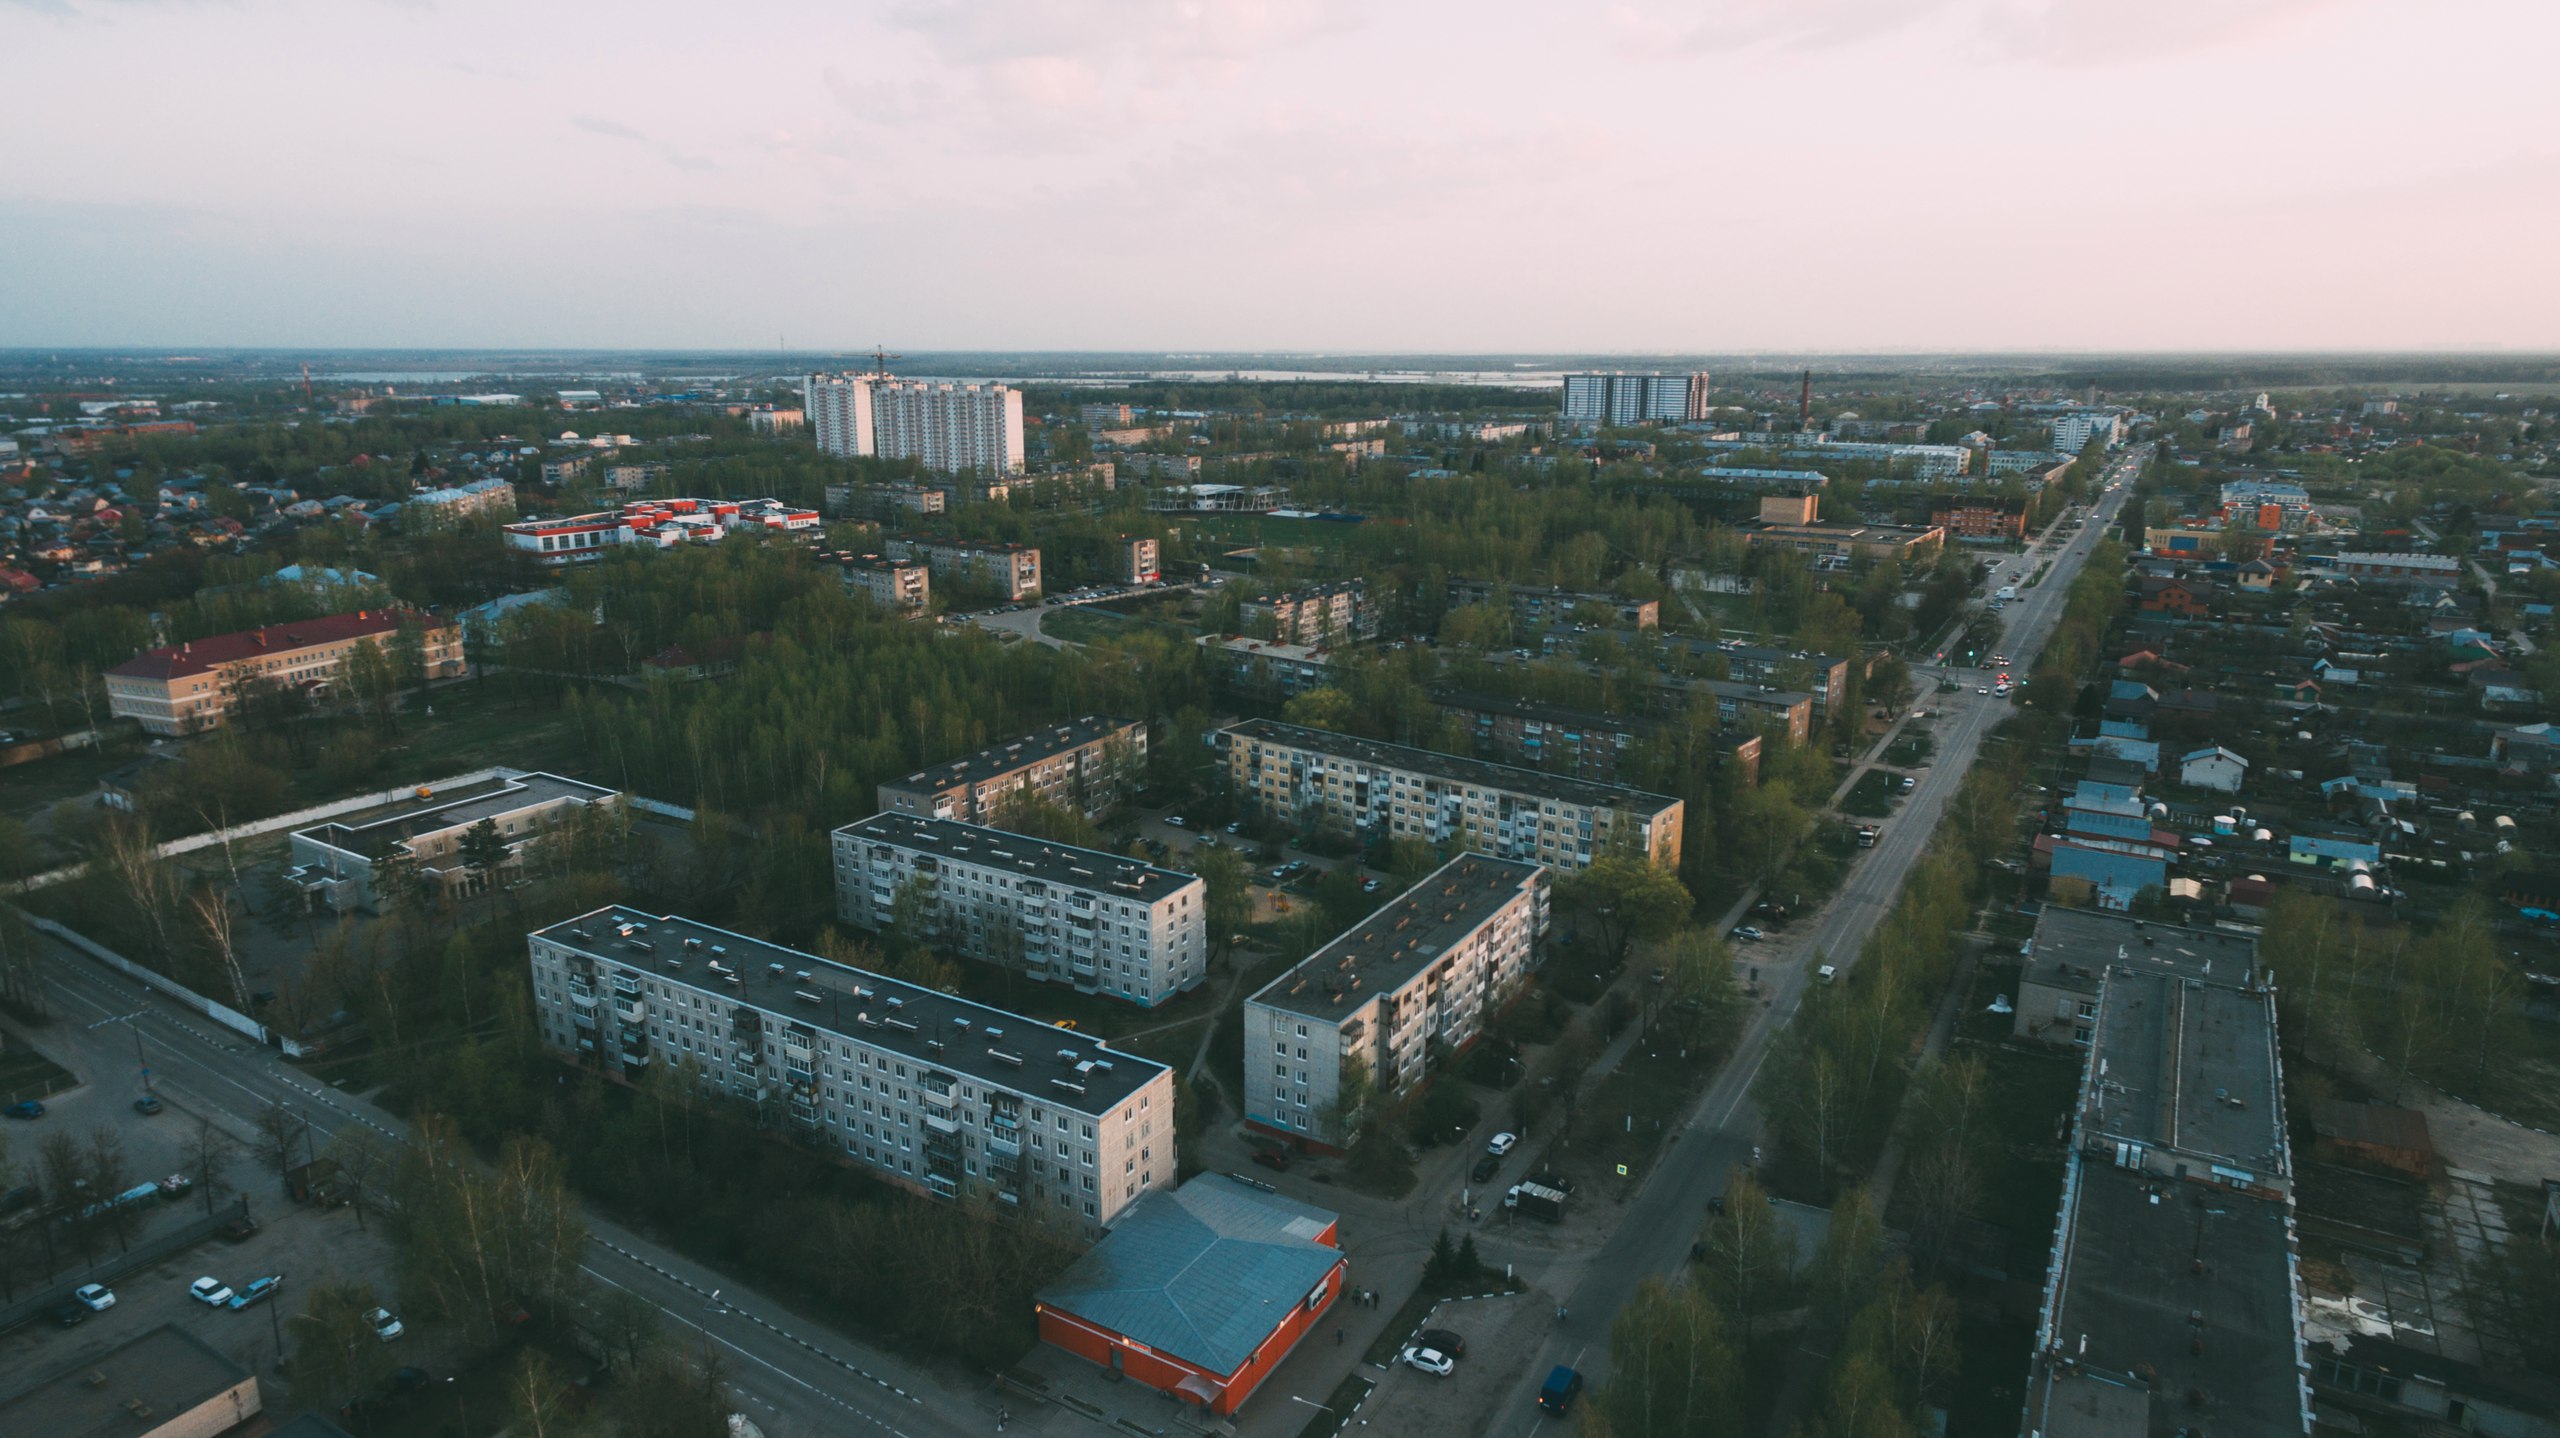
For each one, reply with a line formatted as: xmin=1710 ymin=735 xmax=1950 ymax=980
xmin=1559 ymin=372 xmax=1709 ymax=426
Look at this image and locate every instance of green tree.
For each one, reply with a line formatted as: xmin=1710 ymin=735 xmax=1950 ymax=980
xmin=1597 ymin=1276 xmax=1742 ymax=1438
xmin=343 ymin=636 xmax=402 ymax=731
xmin=1556 ymin=856 xmax=1693 ymax=964
xmin=1695 ymin=1169 xmax=1796 ymax=1353
xmin=290 ymin=1275 xmax=398 ymax=1410
xmin=1189 ymin=842 xmax=1254 ymax=948
xmin=457 ymin=817 xmax=513 ymax=901
xmin=1280 ymin=685 xmax=1356 ymax=732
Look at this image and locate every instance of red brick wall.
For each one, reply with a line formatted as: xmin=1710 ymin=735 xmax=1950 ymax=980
xmin=1038 ymin=1255 xmax=1346 ymax=1416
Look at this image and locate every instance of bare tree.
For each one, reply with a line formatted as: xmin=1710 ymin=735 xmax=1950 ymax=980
xmin=97 ymin=818 xmax=180 ymax=964
xmin=321 ymin=1126 xmax=389 ymax=1231
xmin=182 ymin=1116 xmax=237 ymax=1217
xmin=87 ymin=1125 xmax=139 ymax=1251
xmin=190 ymin=886 xmax=254 ymax=1013
xmin=253 ymin=1101 xmax=310 ymax=1182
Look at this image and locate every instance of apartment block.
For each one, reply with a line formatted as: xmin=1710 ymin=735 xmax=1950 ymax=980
xmin=1216 ymin=718 xmax=1683 ymax=871
xmin=1242 ymin=854 xmax=1547 ymax=1151
xmin=1444 ymin=579 xmax=1659 ymax=632
xmin=833 ymin=813 xmax=1208 ymax=1008
xmin=806 ymin=373 xmax=1026 ymax=474
xmin=828 ymin=483 xmax=946 ymax=521
xmin=1740 ymin=493 xmax=1945 ymax=568
xmin=1118 ymin=535 xmax=1162 ymax=585
xmin=106 ymin=609 xmax=465 ymax=736
xmin=834 ymin=552 xmax=931 ymax=613
xmin=884 ymin=538 xmax=1043 ymax=601
xmin=1431 ymin=691 xmax=1659 ymax=784
xmin=1928 ymin=494 xmax=2029 ymax=543
xmin=526 ymin=908 xmax=1174 ymax=1235
xmin=1559 ymin=372 xmax=1710 ymax=426
xmin=1199 ymin=635 xmax=1336 ymax=704
xmin=877 ymin=715 xmax=1149 ymax=824
xmin=1080 ymin=402 xmax=1133 ymax=429
xmin=1242 ymin=579 xmax=1372 ymax=645
xmin=286 ymin=771 xmax=619 ymax=912
xmin=1117 ymin=452 xmax=1203 ymax=482
xmin=405 ymin=476 xmax=516 ymax=529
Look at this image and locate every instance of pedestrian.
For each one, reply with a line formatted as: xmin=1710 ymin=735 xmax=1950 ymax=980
xmin=1336 ymin=1328 xmax=1344 ymax=1346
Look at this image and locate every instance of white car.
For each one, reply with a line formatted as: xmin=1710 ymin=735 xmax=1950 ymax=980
xmin=1486 ymin=1132 xmax=1517 ymax=1156
xmin=1401 ymin=1345 xmax=1455 ymax=1378
xmin=367 ymin=1306 xmax=405 ymax=1342
xmin=188 ymin=1277 xmax=234 ymax=1307
xmin=74 ymin=1283 xmax=116 ymax=1311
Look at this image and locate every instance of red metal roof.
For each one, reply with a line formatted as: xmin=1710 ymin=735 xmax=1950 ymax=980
xmin=107 ymin=610 xmax=441 ymax=682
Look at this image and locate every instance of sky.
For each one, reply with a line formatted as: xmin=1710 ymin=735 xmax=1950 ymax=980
xmin=2 ymin=0 xmax=2555 ymax=353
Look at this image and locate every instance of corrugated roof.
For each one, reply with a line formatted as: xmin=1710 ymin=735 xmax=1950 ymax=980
xmin=107 ymin=610 xmax=435 ymax=681
xmin=1038 ymin=1175 xmax=1340 ymax=1377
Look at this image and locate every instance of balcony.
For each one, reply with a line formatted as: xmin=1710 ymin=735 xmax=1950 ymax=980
xmin=613 ymin=997 xmax=645 ymax=1024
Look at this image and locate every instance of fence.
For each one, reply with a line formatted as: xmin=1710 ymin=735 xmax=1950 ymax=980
xmin=25 ymin=916 xmax=280 ymax=1051
xmin=0 ymin=1195 xmax=252 ymax=1333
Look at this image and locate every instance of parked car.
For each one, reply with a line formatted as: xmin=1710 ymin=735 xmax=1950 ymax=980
xmin=368 ymin=1306 xmax=406 ymax=1342
xmin=1224 ymin=821 xmax=1244 ymax=834
xmin=1250 ymin=1148 xmax=1291 ymax=1172
xmin=74 ymin=1283 xmax=116 ymax=1311
xmin=387 ymin=1367 xmax=434 ymax=1396
xmin=218 ymin=1214 xmax=261 ymax=1243
xmin=1486 ymin=1132 xmax=1517 ymax=1156
xmin=1417 ymin=1328 xmax=1468 ymax=1359
xmin=3 ymin=1100 xmax=43 ymax=1120
xmin=132 ymin=1094 xmax=163 ymax=1115
xmin=1400 ymin=1346 xmax=1455 ymax=1378
xmin=229 ymin=1275 xmax=285 ymax=1310
xmin=45 ymin=1298 xmax=85 ymax=1328
xmin=190 ymin=1277 xmax=235 ymax=1307
xmin=1361 ymin=877 xmax=1382 ymax=893
xmin=1730 ymin=925 xmax=1764 ymax=942
xmin=1164 ymin=815 xmax=1187 ymax=828
xmin=1470 ymin=1154 xmax=1500 ymax=1184
xmin=159 ymin=1174 xmax=193 ymax=1201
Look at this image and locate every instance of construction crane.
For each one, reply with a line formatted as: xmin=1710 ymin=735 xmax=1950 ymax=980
xmin=870 ymin=345 xmax=902 ymax=378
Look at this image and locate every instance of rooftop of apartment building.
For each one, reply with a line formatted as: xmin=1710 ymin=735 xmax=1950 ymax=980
xmin=1568 ymin=629 xmax=1845 ymax=673
xmin=1200 ymin=634 xmax=1335 ymax=664
xmin=2023 ymin=909 xmax=2257 ymax=998
xmin=1433 ymin=689 xmax=1662 ymax=737
xmin=535 ymin=908 xmax=1167 ymax=1111
xmin=1476 ymin=655 xmax=1814 ymax=715
xmin=1219 ymin=718 xmax=1680 ymax=815
xmin=2028 ymin=1167 xmax=2305 ymax=1438
xmin=836 ymin=812 xmax=1198 ymax=906
xmin=1247 ymin=854 xmax=1544 ymax=1025
xmin=297 ymin=771 xmax=616 ymax=860
xmin=886 ymin=716 xmax=1142 ymax=795
xmin=2083 ymin=968 xmax=2285 ymax=1178
xmin=1247 ymin=577 xmax=1365 ymax=602
xmin=826 ymin=551 xmax=925 ymax=572
xmin=0 ymin=1322 xmax=254 ymax=1438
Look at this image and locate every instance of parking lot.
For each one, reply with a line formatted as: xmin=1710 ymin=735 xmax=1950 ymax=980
xmin=1352 ymin=1290 xmax=1556 ymax=1438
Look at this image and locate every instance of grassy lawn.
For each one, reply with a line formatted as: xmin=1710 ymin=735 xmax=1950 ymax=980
xmin=1040 ymin=605 xmax=1136 ymax=645
xmin=1290 ymin=1373 xmax=1375 ymax=1438
xmin=1885 ymin=732 xmax=1934 ymax=768
xmin=0 ymin=738 xmax=150 ymax=830
xmin=1839 ymin=769 xmax=1900 ymax=819
xmin=1558 ymin=1042 xmax=1722 ymax=1188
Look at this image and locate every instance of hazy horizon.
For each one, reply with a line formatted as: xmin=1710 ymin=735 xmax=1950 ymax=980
xmin=5 ymin=0 xmax=2555 ymax=352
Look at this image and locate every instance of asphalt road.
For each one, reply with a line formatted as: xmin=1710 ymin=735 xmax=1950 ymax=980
xmin=1488 ymin=452 xmax=2145 ymax=1430
xmin=27 ymin=934 xmax=982 ymax=1438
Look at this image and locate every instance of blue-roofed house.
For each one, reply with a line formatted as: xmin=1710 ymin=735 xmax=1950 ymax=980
xmin=1036 ymin=1174 xmax=1346 ymax=1416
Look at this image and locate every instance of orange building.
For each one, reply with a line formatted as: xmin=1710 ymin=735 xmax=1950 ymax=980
xmin=105 ymin=609 xmax=464 ymax=736
xmin=1036 ymin=1175 xmax=1346 ymax=1417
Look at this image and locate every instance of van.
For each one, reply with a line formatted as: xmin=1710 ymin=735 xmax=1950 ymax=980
xmin=1816 ymin=965 xmax=1838 ymax=984
xmin=1538 ymin=1366 xmax=1584 ymax=1415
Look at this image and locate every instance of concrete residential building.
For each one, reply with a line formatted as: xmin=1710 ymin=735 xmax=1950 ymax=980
xmin=1560 ymin=372 xmax=1710 ymax=426
xmin=285 ymin=771 xmax=619 ymax=913
xmin=526 ymin=908 xmax=1175 ymax=1235
xmin=1444 ymin=579 xmax=1659 ymax=632
xmin=2012 ymin=908 xmax=2256 ymax=1047
xmin=1080 ymin=402 xmax=1134 ymax=430
xmin=1739 ymin=493 xmax=1945 ymax=567
xmin=0 ymin=1323 xmax=262 ymax=1438
xmin=2049 ymin=410 xmax=2125 ymax=453
xmin=2024 ymin=958 xmax=2307 ymax=1436
xmin=834 ymin=552 xmax=932 ymax=614
xmin=406 ymin=476 xmax=516 ymax=528
xmin=106 ymin=609 xmax=465 ymax=736
xmin=1117 ymin=452 xmax=1203 ymax=482
xmin=884 ymin=538 xmax=1043 ymax=601
xmin=805 ymin=373 xmax=1026 ymax=474
xmin=1199 ymin=635 xmax=1337 ymax=704
xmin=1929 ymin=494 xmax=2030 ymax=543
xmin=833 ymin=813 xmax=1208 ymax=1007
xmin=1432 ymin=690 xmax=1662 ymax=784
xmin=1241 ymin=579 xmax=1372 ymax=645
xmin=877 ymin=715 xmax=1149 ymax=824
xmin=1243 ymin=853 xmax=1547 ymax=1150
xmin=1216 ymin=718 xmax=1683 ymax=871
xmin=830 ymin=483 xmax=946 ymax=520
xmin=1118 ymin=535 xmax=1162 ymax=585
xmin=1037 ymin=1175 xmax=1346 ymax=1417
